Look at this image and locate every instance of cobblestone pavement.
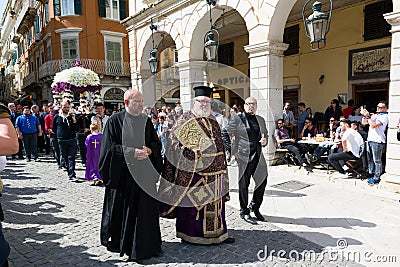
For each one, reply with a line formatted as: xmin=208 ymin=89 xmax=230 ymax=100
xmin=1 ymin=155 xmax=358 ymax=266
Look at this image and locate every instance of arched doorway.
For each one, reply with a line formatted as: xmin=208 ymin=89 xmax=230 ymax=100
xmin=103 ymin=87 xmax=125 ymax=111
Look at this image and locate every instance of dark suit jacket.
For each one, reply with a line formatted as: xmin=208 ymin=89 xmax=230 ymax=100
xmin=222 ymin=112 xmax=268 ymax=163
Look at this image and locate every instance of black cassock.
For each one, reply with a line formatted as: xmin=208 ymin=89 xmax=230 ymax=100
xmin=99 ymin=111 xmax=163 ymax=261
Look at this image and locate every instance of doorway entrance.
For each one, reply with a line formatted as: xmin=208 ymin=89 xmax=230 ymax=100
xmin=353 ymin=82 xmax=389 ymax=111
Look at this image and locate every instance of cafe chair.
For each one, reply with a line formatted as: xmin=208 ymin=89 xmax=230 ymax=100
xmin=272 ymin=138 xmax=297 ymax=166
xmin=344 ymin=142 xmax=369 ymax=179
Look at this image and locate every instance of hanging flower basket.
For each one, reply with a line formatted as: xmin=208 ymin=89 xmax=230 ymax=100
xmin=51 ymin=63 xmax=102 ymax=93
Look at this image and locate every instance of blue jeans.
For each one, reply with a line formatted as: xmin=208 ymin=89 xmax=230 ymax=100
xmin=314 ymin=144 xmax=333 ymax=160
xmin=58 ymin=139 xmax=77 ymax=179
xmin=367 ymin=141 xmax=385 ymax=180
xmin=0 ymin=223 xmax=10 ymax=266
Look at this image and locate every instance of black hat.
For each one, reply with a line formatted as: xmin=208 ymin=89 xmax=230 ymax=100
xmin=193 ymin=86 xmax=212 ymax=98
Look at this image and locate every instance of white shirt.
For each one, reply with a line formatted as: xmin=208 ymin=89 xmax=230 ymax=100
xmin=342 ymin=128 xmax=364 ymax=157
xmin=367 ymin=113 xmax=388 ymax=143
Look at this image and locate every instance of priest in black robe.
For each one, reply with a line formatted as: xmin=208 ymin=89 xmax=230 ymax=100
xmin=99 ymin=89 xmax=163 ymax=261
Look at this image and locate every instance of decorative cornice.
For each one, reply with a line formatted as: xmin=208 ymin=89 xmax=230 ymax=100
xmin=100 ymin=30 xmax=127 ymax=38
xmin=122 ymin=0 xmax=196 ymax=31
xmin=244 ymin=41 xmax=289 ymax=57
xmin=55 ymin=28 xmax=83 ymax=34
xmin=384 ymin=12 xmax=400 ymax=26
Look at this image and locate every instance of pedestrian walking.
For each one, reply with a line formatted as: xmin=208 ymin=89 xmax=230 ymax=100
xmin=99 ymin=89 xmax=162 ymax=261
xmin=91 ymin=103 xmax=109 ymax=134
xmin=222 ymin=96 xmax=269 ymax=225
xmin=159 ymin=86 xmax=235 ymax=245
xmin=15 ymin=106 xmax=42 ymax=162
xmin=45 ymin=105 xmax=62 ymax=168
xmin=52 ymin=101 xmax=78 ymax=181
xmin=85 ymin=123 xmax=102 ymax=184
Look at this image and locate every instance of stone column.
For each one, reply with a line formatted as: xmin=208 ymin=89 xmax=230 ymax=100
xmin=384 ymin=11 xmax=400 ymax=183
xmin=244 ymin=41 xmax=289 ymax=162
xmin=140 ymin=69 xmax=158 ymax=108
xmin=176 ymin=61 xmax=208 ymax=112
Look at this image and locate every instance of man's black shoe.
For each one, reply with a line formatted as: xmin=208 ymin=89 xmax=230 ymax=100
xmin=252 ymin=209 xmax=266 ymax=221
xmin=222 ymin=237 xmax=235 ymax=244
xmin=240 ymin=214 xmax=258 ymax=225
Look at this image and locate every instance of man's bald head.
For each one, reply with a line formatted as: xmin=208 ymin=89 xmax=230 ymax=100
xmin=124 ymin=89 xmax=144 ymax=116
xmin=244 ymin=97 xmax=258 ymax=115
xmin=124 ymin=89 xmax=142 ymax=101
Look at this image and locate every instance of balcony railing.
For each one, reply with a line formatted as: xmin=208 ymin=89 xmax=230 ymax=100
xmin=23 ymin=71 xmax=37 ymax=87
xmin=16 ymin=0 xmax=37 ymax=35
xmin=39 ymin=59 xmax=130 ymax=79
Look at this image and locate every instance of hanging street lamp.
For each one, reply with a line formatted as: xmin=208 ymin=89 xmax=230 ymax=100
xmin=149 ymin=21 xmax=158 ymax=74
xmin=302 ymin=0 xmax=333 ymax=50
xmin=204 ymin=0 xmax=219 ymax=61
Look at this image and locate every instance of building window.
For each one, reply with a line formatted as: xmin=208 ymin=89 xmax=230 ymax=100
xmin=18 ymin=43 xmax=22 ymax=58
xmin=283 ymin=24 xmax=299 ymax=56
xmin=99 ymin=0 xmax=127 ymax=20
xmin=54 ymin=0 xmax=82 ymax=16
xmin=364 ymin=0 xmax=392 ymax=41
xmin=41 ymin=51 xmax=45 ymax=64
xmin=62 ymin=39 xmax=78 ymax=60
xmin=218 ymin=42 xmax=234 ymax=66
xmin=45 ymin=3 xmax=50 ymax=23
xmin=100 ymin=30 xmax=126 ymax=75
xmin=47 ymin=42 xmax=52 ymax=61
xmin=105 ymin=40 xmax=122 ymax=75
xmin=56 ymin=28 xmax=82 ymax=62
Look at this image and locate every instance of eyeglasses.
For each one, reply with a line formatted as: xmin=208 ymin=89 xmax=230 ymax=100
xmin=245 ymin=102 xmax=257 ymax=106
xmin=377 ymin=105 xmax=386 ymax=108
xmin=195 ymin=99 xmax=211 ymax=105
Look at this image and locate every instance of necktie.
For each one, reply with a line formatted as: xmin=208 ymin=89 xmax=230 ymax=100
xmin=100 ymin=116 xmax=104 ymax=130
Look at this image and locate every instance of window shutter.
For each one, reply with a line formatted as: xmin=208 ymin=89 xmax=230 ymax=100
xmin=45 ymin=3 xmax=50 ymax=23
xmin=74 ymin=0 xmax=82 ymax=15
xmin=364 ymin=0 xmax=392 ymax=41
xmin=218 ymin=42 xmax=234 ymax=66
xmin=98 ymin=0 xmax=106 ymax=17
xmin=119 ymin=0 xmax=127 ymax=20
xmin=54 ymin=0 xmax=61 ymax=16
xmin=283 ymin=24 xmax=299 ymax=56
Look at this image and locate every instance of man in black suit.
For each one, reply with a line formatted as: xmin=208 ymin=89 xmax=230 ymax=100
xmin=222 ymin=97 xmax=268 ymax=225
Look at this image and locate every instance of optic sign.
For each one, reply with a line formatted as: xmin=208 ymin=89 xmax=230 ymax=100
xmin=352 ymin=46 xmax=390 ymax=76
xmin=216 ymin=75 xmax=250 ymax=86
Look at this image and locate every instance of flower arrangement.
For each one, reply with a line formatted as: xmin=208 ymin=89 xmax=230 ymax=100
xmin=51 ymin=60 xmax=102 ymax=93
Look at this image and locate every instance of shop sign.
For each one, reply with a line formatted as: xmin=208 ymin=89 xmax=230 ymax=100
xmin=350 ymin=45 xmax=390 ymax=78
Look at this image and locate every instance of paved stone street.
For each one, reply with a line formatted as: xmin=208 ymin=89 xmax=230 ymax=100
xmin=0 ymin=155 xmax=395 ymax=266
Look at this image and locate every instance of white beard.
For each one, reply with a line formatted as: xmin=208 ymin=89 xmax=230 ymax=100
xmin=193 ymin=106 xmax=210 ymax=117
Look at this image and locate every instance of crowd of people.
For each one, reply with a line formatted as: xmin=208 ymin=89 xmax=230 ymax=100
xmin=7 ymin=101 xmax=111 ymax=185
xmin=0 ymin=91 xmax=393 ymax=264
xmin=276 ymin=98 xmax=389 ymax=185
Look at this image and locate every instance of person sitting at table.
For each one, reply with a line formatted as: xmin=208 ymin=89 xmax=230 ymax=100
xmin=328 ymin=119 xmax=364 ymax=179
xmin=300 ymin=118 xmax=318 ymax=139
xmin=306 ymin=117 xmax=338 ymax=163
xmin=275 ymin=119 xmax=308 ymax=166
